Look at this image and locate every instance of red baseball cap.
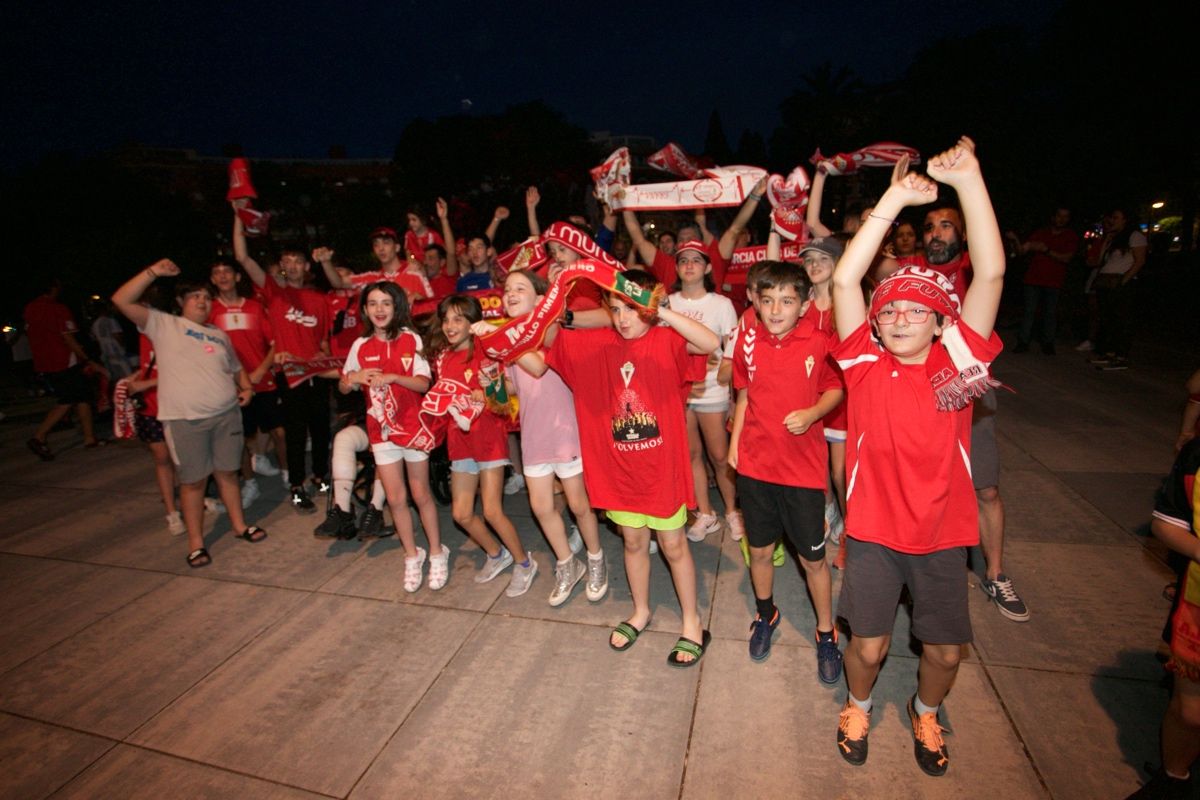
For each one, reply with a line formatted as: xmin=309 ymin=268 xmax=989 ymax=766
xmin=369 ymin=227 xmax=398 ymax=242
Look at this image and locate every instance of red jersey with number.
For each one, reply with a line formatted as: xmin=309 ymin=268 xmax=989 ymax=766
xmin=343 ymin=331 xmax=430 ymax=447
xmin=732 ymin=317 xmax=840 ymax=489
xmin=834 ymin=320 xmax=1001 ymax=554
xmin=209 ymin=296 xmax=273 ymax=391
xmin=24 ymin=295 xmax=78 ymax=372
xmin=350 ymin=268 xmax=433 ymax=303
xmin=547 ymin=325 xmax=694 ymax=517
xmin=436 ymin=346 xmax=509 ymax=462
xmin=259 ymin=279 xmax=328 ymax=361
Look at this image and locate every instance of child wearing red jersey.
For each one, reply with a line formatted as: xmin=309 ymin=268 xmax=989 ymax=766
xmin=339 ymin=282 xmax=445 ymax=592
xmin=830 ymin=138 xmax=1005 ymax=777
xmin=127 ymin=332 xmax=182 ymax=535
xmin=728 ymin=261 xmax=844 ymax=677
xmin=430 ymin=295 xmax=538 ymax=597
xmin=525 ymin=269 xmax=721 ymax=666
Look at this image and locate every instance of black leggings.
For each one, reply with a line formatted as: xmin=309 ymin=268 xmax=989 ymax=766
xmin=282 ymin=377 xmax=331 ymax=485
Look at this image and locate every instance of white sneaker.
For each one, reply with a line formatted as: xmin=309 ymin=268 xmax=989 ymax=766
xmin=203 ymin=497 xmax=225 ymax=514
xmin=475 ymin=546 xmax=513 ymax=583
xmin=165 ymin=510 xmax=185 ymax=536
xmin=726 ymin=511 xmax=745 ymax=541
xmin=241 ymin=478 xmax=260 ymax=508
xmin=649 ymin=536 xmax=659 ymax=555
xmin=825 ymin=501 xmax=843 ymax=544
xmin=505 ymin=555 xmax=539 ymax=597
xmin=1074 ymin=340 xmax=1093 ymax=352
xmin=403 ymin=547 xmax=427 ymax=593
xmin=548 ymin=557 xmax=586 ymax=606
xmin=280 ymin=469 xmax=290 ymax=488
xmin=428 ymin=544 xmax=451 ymax=591
xmin=566 ymin=524 xmax=583 ymax=555
xmin=686 ymin=512 xmax=722 ymax=543
xmin=504 ymin=473 xmax=526 ymax=495
xmin=252 ymin=454 xmax=280 ymax=476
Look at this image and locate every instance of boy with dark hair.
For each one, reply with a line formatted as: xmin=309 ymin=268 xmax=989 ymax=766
xmin=728 ymin=260 xmax=844 ymax=676
xmin=831 ymin=137 xmax=1005 ymax=777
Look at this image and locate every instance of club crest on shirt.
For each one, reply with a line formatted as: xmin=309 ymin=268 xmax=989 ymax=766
xmin=805 ymin=354 xmax=814 ymax=377
xmin=464 ymin=368 xmax=474 ymax=384
xmin=620 ymin=361 xmax=634 ymax=388
xmin=402 ymin=356 xmax=413 ymax=372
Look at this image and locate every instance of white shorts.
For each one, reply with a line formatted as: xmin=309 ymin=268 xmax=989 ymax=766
xmin=688 ymin=400 xmax=731 ymax=414
xmin=372 ymin=442 xmax=429 ymax=465
xmin=523 ymin=457 xmax=584 ymax=480
xmin=824 ymin=428 xmax=847 ymax=443
xmin=450 ymin=458 xmax=510 ymax=474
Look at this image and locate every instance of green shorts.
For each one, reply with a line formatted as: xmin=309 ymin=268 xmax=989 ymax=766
xmin=606 ymin=505 xmax=688 ymax=531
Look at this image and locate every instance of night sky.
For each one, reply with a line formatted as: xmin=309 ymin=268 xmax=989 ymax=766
xmin=7 ymin=0 xmax=1061 ymax=168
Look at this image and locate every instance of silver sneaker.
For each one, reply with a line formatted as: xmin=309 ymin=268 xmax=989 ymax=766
xmin=548 ymin=557 xmax=586 ymax=606
xmin=505 ymin=555 xmax=539 ymax=597
xmin=475 ymin=546 xmax=513 ymax=584
xmin=241 ymin=478 xmax=260 ymax=508
xmin=585 ymin=553 xmax=609 ymax=601
xmin=566 ymin=524 xmax=583 ymax=555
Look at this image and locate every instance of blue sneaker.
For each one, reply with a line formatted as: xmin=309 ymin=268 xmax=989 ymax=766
xmin=816 ymin=629 xmax=843 ymax=684
xmin=748 ymin=608 xmax=781 ymax=661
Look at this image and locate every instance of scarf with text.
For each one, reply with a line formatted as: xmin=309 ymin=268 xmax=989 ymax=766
xmin=810 ymin=142 xmax=922 ymax=177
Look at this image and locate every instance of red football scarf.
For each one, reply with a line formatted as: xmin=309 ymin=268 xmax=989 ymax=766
xmin=810 ymin=142 xmax=922 ymax=177
xmin=541 ymin=222 xmax=623 ymax=270
xmin=112 ymin=378 xmax=137 ymax=439
xmin=476 ymin=259 xmax=662 ymax=363
xmin=279 ymin=355 xmax=345 ymax=389
xmin=646 ymin=142 xmax=710 ymax=179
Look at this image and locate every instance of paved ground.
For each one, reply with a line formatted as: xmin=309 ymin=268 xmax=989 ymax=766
xmin=1 ymin=333 xmax=1194 ymax=800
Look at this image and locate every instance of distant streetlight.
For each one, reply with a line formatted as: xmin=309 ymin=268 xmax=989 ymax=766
xmin=1152 ymin=201 xmax=1165 ymax=209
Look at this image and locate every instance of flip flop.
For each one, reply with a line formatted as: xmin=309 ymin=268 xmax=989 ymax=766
xmin=186 ymin=548 xmax=211 ymax=568
xmin=609 ymin=619 xmax=650 ymax=652
xmin=667 ymin=630 xmax=712 ymax=668
xmin=237 ymin=525 xmax=268 ymax=543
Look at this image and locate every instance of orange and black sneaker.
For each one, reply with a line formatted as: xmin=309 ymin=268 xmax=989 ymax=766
xmin=907 ymin=694 xmax=949 ymax=776
xmin=836 ymin=699 xmax=870 ymax=766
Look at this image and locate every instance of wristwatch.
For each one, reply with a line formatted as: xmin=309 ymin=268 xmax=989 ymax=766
xmin=561 ymin=309 xmax=575 ymax=329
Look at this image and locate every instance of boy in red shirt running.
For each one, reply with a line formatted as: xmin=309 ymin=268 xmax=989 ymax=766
xmin=728 ymin=261 xmax=844 ymax=677
xmin=831 ymin=138 xmax=1005 ymax=777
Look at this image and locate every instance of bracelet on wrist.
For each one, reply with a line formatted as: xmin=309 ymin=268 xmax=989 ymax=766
xmin=868 ymin=213 xmax=896 ymax=225
xmin=145 ymin=268 xmax=157 ymax=279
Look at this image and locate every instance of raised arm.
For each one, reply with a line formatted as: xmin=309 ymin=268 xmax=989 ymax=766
xmin=232 ymin=208 xmax=268 ymax=287
xmin=525 ymin=187 xmax=541 ymax=237
xmin=436 ymin=198 xmax=459 ymax=276
xmin=623 ymin=210 xmax=659 ymax=265
xmin=806 ymin=167 xmax=834 ymax=238
xmin=657 ymin=306 xmax=720 ymax=355
xmin=485 ymin=205 xmax=509 ymax=245
xmin=694 ymin=209 xmax=714 ymax=245
xmin=112 ymin=259 xmax=180 ymax=329
xmin=719 ymin=177 xmax=767 ymax=259
xmin=927 ymin=136 xmax=1004 ymax=338
xmin=312 ymin=247 xmax=350 ymax=289
xmin=833 ymin=157 xmax=936 ymax=339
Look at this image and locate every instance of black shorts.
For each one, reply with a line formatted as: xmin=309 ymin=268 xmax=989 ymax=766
xmin=241 ymin=390 xmax=284 ymax=435
xmin=43 ymin=365 xmax=90 ymax=405
xmin=135 ymin=413 xmax=164 ymax=444
xmin=737 ymin=475 xmax=826 ymax=560
xmin=971 ymin=389 xmax=999 ymax=490
xmin=837 ymin=539 xmax=972 ymax=644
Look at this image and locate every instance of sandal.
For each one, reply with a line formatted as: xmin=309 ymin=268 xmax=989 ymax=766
xmin=667 ymin=630 xmax=711 ymax=668
xmin=237 ymin=525 xmax=268 ymax=543
xmin=27 ymin=438 xmax=54 ymax=461
xmin=186 ymin=548 xmax=212 ymax=568
xmin=609 ymin=619 xmax=650 ymax=652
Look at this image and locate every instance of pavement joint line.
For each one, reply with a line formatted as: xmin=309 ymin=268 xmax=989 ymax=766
xmin=0 ymin=711 xmax=122 ymax=797
xmin=973 ymin=646 xmax=1056 ymax=799
xmin=341 ymin=591 xmax=496 ymax=800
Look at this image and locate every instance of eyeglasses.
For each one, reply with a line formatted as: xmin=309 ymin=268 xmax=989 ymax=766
xmin=874 ymin=307 xmax=933 ymax=325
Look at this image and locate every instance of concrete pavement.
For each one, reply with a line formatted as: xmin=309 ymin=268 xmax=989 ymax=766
xmin=0 ymin=336 xmax=1193 ymax=799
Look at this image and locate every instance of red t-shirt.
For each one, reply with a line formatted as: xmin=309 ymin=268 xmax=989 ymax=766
xmin=405 ymin=229 xmax=445 ymax=262
xmin=428 ymin=272 xmax=457 ymax=300
xmin=834 ymin=321 xmax=1002 ymax=554
xmin=547 ymin=325 xmax=694 ymax=518
xmin=350 ymin=267 xmax=434 ymax=302
xmin=805 ymin=302 xmax=847 ymax=433
xmin=1023 ymin=227 xmax=1079 ymax=288
xmin=23 ymin=295 xmax=78 ymax=373
xmin=209 ymin=296 xmax=273 ymax=391
xmin=343 ymin=331 xmax=431 ymax=447
xmin=732 ymin=317 xmax=840 ymax=489
xmin=259 ymin=279 xmax=329 ymax=361
xmin=326 ymin=290 xmax=362 ymax=359
xmin=436 ymin=346 xmax=509 ymax=462
xmin=897 ymin=252 xmax=972 ymax=299
xmin=137 ymin=334 xmax=159 ymax=418
xmin=650 ymin=240 xmax=728 ymax=292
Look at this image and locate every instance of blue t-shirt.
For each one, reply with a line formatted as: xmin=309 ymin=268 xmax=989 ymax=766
xmin=456 ymin=270 xmax=493 ymax=292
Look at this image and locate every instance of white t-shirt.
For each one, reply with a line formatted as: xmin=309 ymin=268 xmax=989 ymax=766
xmin=1099 ymin=231 xmax=1147 ymax=275
xmin=141 ymin=310 xmax=241 ymax=420
xmin=668 ymin=291 xmax=737 ymax=408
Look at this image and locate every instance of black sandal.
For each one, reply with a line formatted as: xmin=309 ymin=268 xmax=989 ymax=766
xmin=237 ymin=526 xmax=267 ymax=543
xmin=186 ymin=548 xmax=212 ymax=568
xmin=609 ymin=619 xmax=650 ymax=652
xmin=667 ymin=630 xmax=712 ymax=668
